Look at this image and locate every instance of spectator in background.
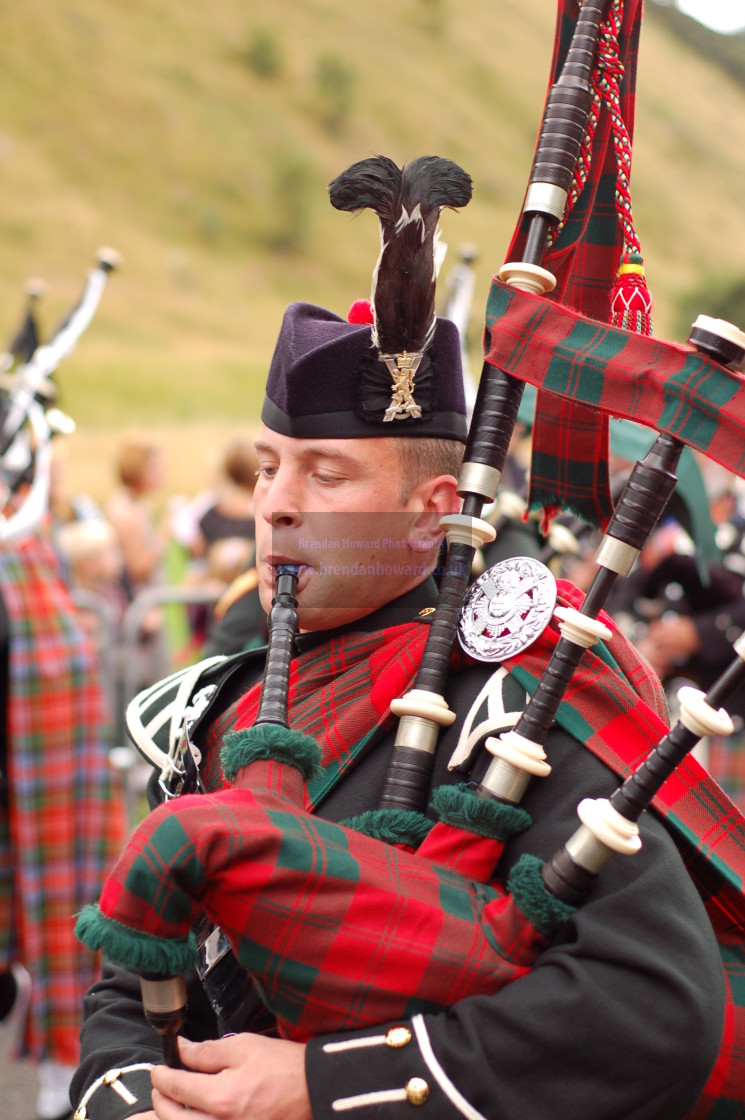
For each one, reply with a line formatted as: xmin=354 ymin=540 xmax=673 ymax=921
xmin=48 ymin=441 xmax=102 ymax=531
xmin=0 ymin=521 xmax=126 ymax=1120
xmin=189 ymin=435 xmax=258 ymax=562
xmin=179 ymin=535 xmax=256 ymax=654
xmin=170 ymin=436 xmax=259 ymax=658
xmin=55 ymin=518 xmax=128 ymax=642
xmin=105 ymin=433 xmax=169 ymax=688
xmin=106 ymin=432 xmax=167 ymax=602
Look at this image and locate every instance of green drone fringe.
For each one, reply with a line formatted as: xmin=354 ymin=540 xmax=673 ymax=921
xmin=75 ymin=904 xmax=198 ymax=976
xmin=431 ymin=783 xmax=532 ymax=840
xmin=221 ymin=726 xmax=323 ymax=784
xmin=340 ymin=808 xmax=434 ymax=848
xmin=507 ymin=853 xmax=577 ymax=939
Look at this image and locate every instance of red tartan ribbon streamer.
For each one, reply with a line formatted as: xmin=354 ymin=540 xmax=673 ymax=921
xmin=485 ymin=282 xmax=745 ymax=480
xmin=503 ymin=0 xmax=644 ymax=526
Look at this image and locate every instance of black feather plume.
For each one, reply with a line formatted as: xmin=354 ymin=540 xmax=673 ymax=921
xmin=7 ymin=280 xmax=45 ymax=367
xmin=329 ymin=155 xmax=472 ymax=355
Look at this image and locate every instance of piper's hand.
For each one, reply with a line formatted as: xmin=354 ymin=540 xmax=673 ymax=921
xmin=150 ymin=1033 xmax=311 ymax=1120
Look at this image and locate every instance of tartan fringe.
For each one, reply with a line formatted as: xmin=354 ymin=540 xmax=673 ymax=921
xmin=221 ymin=726 xmax=323 ymax=784
xmin=430 ymin=784 xmax=532 ymax=840
xmin=507 ymin=855 xmax=576 ymax=939
xmin=75 ymin=904 xmax=197 ymax=976
xmin=339 ymin=808 xmax=433 ymax=848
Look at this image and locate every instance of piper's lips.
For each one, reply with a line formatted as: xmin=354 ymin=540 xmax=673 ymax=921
xmin=265 ymin=556 xmax=312 ymax=594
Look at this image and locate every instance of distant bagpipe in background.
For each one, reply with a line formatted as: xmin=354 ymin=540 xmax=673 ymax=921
xmin=74 ymin=0 xmax=745 ymax=1114
xmin=0 ymin=247 xmax=120 ymax=545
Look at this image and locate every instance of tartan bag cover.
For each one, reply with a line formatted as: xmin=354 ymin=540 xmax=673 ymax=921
xmin=0 ymin=532 xmax=126 ymax=1063
xmin=83 ymin=622 xmax=561 ymax=1039
xmin=93 ymin=770 xmax=552 ymax=1042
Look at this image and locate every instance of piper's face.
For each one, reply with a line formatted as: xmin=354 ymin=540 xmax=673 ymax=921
xmin=253 ymin=425 xmax=449 ymax=630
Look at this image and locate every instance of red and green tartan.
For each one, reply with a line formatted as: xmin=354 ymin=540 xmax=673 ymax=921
xmin=202 ymin=620 xmax=433 ymax=807
xmin=485 ymin=281 xmax=745 ymax=481
xmin=706 ymin=731 xmax=745 ymax=816
xmin=501 ymin=581 xmax=745 ymax=1117
xmin=502 ymin=0 xmax=643 ymax=526
xmin=92 ymin=764 xmax=552 ymax=1042
xmin=0 ymin=532 xmax=127 ymax=1064
xmin=507 ymin=0 xmax=642 ymax=324
xmin=79 ymin=588 xmax=745 ymax=1108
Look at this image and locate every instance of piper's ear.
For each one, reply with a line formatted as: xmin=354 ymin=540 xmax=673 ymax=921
xmin=421 ymin=473 xmax=461 ymax=514
xmin=407 ymin=475 xmax=460 ymax=552
xmin=408 ymin=511 xmax=445 ymax=553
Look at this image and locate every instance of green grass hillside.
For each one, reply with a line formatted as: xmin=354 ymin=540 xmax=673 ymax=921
xmin=0 ymin=0 xmax=744 ymax=496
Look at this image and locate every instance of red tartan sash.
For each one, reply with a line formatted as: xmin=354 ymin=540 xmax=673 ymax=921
xmin=505 ymin=582 xmax=745 ymax=926
xmin=501 ymin=581 xmax=745 ymax=1118
xmin=199 ymin=584 xmax=745 ymax=916
xmin=201 ymin=621 xmax=432 ymax=806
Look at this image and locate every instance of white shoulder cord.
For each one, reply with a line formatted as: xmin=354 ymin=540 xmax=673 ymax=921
xmin=125 ymin=655 xmax=228 ymax=779
xmin=447 ymin=666 xmax=526 ymax=771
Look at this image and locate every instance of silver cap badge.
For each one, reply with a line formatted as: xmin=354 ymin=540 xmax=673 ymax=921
xmin=458 ymin=557 xmax=557 ymax=662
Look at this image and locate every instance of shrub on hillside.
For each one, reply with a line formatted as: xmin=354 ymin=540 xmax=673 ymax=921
xmin=244 ymin=28 xmax=282 ymax=78
xmin=268 ymin=149 xmax=314 ymax=252
xmin=314 ymin=53 xmax=355 ymax=134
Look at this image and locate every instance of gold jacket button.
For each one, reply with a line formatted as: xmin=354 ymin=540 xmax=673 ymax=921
xmin=103 ymin=1068 xmax=121 ymax=1085
xmin=405 ymin=1077 xmax=430 ymax=1105
xmin=73 ymin=1108 xmax=87 ymax=1120
xmin=386 ymin=1026 xmax=412 ymax=1048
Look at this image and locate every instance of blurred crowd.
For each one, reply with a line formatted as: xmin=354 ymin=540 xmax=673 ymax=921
xmin=51 ymin=430 xmax=265 ymax=721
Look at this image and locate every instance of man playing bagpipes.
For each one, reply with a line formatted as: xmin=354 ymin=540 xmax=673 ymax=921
xmin=73 ymin=185 xmax=732 ymax=1120
xmin=71 ymin=4 xmax=745 ymax=1118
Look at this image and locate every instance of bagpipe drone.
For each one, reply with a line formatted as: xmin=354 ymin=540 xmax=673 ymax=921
xmin=75 ymin=2 xmax=745 ymax=1114
xmin=0 ymin=248 xmax=120 ymax=544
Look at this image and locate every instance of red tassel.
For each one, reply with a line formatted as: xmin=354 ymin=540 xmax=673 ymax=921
xmin=347 ymin=299 xmax=374 ymax=325
xmin=610 ymin=252 xmax=653 ymax=335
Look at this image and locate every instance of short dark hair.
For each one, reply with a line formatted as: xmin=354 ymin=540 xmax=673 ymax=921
xmin=392 ymin=437 xmax=465 ymax=503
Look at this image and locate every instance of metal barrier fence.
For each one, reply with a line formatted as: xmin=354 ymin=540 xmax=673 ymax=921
xmin=72 ymin=584 xmax=221 ymax=825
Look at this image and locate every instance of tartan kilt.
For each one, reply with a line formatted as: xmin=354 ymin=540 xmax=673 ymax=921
xmin=0 ymin=534 xmax=126 ymax=1063
xmin=92 ymin=780 xmax=548 ymax=1042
